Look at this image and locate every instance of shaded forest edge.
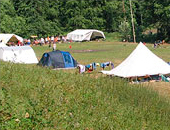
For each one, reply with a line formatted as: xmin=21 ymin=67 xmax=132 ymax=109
xmin=0 ymin=0 xmax=170 ymax=43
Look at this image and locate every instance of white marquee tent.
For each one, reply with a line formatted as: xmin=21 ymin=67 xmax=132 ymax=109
xmin=67 ymin=29 xmax=105 ymax=42
xmin=0 ymin=41 xmax=8 ymax=47
xmin=102 ymin=43 xmax=170 ymax=78
xmin=0 ymin=46 xmax=38 ymax=64
xmin=0 ymin=34 xmax=23 ymax=44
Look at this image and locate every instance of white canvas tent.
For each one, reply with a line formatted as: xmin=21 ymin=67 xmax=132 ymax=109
xmin=0 ymin=46 xmax=38 ymax=64
xmin=0 ymin=34 xmax=23 ymax=44
xmin=102 ymin=43 xmax=170 ymax=78
xmin=67 ymin=29 xmax=105 ymax=42
xmin=0 ymin=41 xmax=8 ymax=47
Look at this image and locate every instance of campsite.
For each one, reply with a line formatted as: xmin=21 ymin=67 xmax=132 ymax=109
xmin=1 ymin=0 xmax=170 ymax=129
xmin=1 ymin=39 xmax=170 ymax=129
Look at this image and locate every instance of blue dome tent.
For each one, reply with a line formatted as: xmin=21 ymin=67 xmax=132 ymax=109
xmin=38 ymin=50 xmax=77 ymax=69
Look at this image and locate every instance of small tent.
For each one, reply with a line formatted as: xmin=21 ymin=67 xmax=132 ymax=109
xmin=38 ymin=50 xmax=77 ymax=69
xmin=0 ymin=46 xmax=38 ymax=64
xmin=67 ymin=29 xmax=105 ymax=42
xmin=0 ymin=34 xmax=23 ymax=44
xmin=102 ymin=43 xmax=170 ymax=77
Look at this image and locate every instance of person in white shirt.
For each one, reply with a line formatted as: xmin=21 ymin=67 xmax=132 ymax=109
xmin=51 ymin=36 xmax=54 ymax=43
xmin=53 ymin=43 xmax=56 ymax=51
xmin=40 ymin=38 xmax=44 ymax=46
xmin=77 ymin=64 xmax=86 ymax=74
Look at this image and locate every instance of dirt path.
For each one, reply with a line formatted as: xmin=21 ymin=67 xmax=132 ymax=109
xmin=70 ymin=49 xmax=112 ymax=53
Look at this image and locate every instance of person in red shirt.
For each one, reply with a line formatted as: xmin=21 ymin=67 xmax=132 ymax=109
xmin=54 ymin=36 xmax=58 ymax=43
xmin=17 ymin=40 xmax=23 ymax=46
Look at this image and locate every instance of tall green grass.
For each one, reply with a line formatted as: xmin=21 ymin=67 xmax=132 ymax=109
xmin=1 ymin=62 xmax=170 ymax=129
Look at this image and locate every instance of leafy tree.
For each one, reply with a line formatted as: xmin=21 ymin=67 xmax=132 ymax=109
xmin=119 ymin=21 xmax=131 ymax=41
xmin=0 ymin=0 xmax=169 ymax=41
xmin=103 ymin=1 xmax=121 ymax=32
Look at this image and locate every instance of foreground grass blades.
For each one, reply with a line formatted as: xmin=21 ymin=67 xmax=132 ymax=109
xmin=1 ymin=62 xmax=170 ymax=129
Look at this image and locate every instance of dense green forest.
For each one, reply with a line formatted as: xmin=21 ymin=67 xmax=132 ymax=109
xmin=0 ymin=0 xmax=170 ymax=42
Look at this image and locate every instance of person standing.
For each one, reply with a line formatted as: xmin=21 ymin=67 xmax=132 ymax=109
xmin=47 ymin=36 xmax=51 ymax=48
xmin=40 ymin=37 xmax=44 ymax=46
xmin=27 ymin=39 xmax=31 ymax=45
xmin=51 ymin=36 xmax=54 ymax=43
xmin=45 ymin=37 xmax=48 ymax=44
xmin=54 ymin=36 xmax=58 ymax=43
xmin=53 ymin=43 xmax=56 ymax=51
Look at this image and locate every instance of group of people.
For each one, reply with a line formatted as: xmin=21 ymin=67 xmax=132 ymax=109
xmin=6 ymin=35 xmax=69 ymax=47
xmin=31 ymin=35 xmax=68 ymax=46
xmin=153 ymin=40 xmax=165 ymax=48
xmin=139 ymin=40 xmax=166 ymax=48
xmin=5 ymin=35 xmax=69 ymax=50
xmin=77 ymin=61 xmax=114 ymax=74
xmin=129 ymin=74 xmax=170 ymax=83
xmin=7 ymin=39 xmax=31 ymax=46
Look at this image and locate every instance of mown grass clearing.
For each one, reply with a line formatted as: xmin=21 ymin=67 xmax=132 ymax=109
xmin=1 ymin=41 xmax=170 ymax=129
xmin=33 ymin=41 xmax=170 ymax=65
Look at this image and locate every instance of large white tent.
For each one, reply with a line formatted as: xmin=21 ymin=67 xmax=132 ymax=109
xmin=102 ymin=43 xmax=170 ymax=78
xmin=0 ymin=34 xmax=23 ymax=44
xmin=67 ymin=29 xmax=105 ymax=42
xmin=0 ymin=41 xmax=8 ymax=47
xmin=0 ymin=46 xmax=38 ymax=64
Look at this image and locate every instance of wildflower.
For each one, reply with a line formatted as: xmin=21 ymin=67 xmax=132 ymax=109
xmin=25 ymin=112 xmax=29 ymax=118
xmin=15 ymin=118 xmax=20 ymax=122
xmin=69 ymin=112 xmax=73 ymax=117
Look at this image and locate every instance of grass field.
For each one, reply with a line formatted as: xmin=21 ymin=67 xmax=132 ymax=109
xmin=1 ymin=41 xmax=170 ymax=129
xmin=33 ymin=41 xmax=170 ymax=66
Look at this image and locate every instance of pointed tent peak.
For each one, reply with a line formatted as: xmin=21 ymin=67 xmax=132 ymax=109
xmin=135 ymin=42 xmax=147 ymax=50
xmin=126 ymin=42 xmax=156 ymax=60
xmin=102 ymin=43 xmax=170 ymax=78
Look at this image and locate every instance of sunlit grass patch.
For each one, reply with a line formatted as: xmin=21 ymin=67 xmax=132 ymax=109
xmin=1 ymin=61 xmax=170 ymax=129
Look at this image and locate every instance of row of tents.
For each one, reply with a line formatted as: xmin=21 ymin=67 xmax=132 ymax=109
xmin=0 ymin=29 xmax=105 ymax=66
xmin=0 ymin=42 xmax=77 ymax=68
xmin=0 ymin=29 xmax=105 ymax=44
xmin=1 ymin=32 xmax=170 ymax=80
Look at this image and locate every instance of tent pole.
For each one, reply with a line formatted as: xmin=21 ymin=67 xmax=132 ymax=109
xmin=129 ymin=0 xmax=136 ymax=43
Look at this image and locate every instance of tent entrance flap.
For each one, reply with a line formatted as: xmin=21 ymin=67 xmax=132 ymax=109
xmin=90 ymin=32 xmax=104 ymax=40
xmin=62 ymin=51 xmax=74 ymax=68
xmin=41 ymin=53 xmax=52 ymax=66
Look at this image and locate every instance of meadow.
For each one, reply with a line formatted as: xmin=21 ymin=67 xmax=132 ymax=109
xmin=1 ymin=40 xmax=170 ymax=129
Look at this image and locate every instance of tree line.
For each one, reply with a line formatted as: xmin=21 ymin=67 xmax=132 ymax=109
xmin=0 ymin=0 xmax=170 ymax=42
